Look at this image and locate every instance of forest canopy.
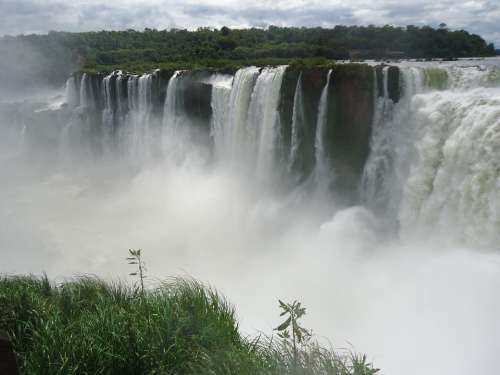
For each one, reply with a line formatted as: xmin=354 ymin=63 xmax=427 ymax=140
xmin=0 ymin=25 xmax=496 ymax=89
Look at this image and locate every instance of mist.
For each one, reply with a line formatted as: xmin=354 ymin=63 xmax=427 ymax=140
xmin=2 ymin=59 xmax=500 ymax=375
xmin=1 ymin=118 xmax=500 ymax=375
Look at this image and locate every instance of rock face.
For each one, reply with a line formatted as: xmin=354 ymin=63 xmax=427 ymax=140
xmin=279 ymin=66 xmax=329 ymax=179
xmin=178 ymin=71 xmax=213 ymax=127
xmin=326 ymin=64 xmax=374 ymax=203
xmin=375 ymin=65 xmax=400 ymax=102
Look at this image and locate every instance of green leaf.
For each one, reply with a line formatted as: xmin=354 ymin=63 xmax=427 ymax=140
xmin=275 ymin=317 xmax=291 ymax=331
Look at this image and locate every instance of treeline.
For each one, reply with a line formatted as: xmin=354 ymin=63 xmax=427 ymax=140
xmin=0 ymin=25 xmax=495 ymax=89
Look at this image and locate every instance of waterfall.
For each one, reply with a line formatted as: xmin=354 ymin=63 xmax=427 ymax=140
xmin=79 ymin=73 xmax=90 ymax=109
xmin=124 ymin=73 xmax=153 ymax=162
xmin=161 ymin=71 xmax=184 ymax=157
xmin=210 ymin=75 xmax=233 ymax=160
xmin=225 ymin=67 xmax=260 ymax=160
xmin=361 ymin=66 xmax=424 ymax=216
xmin=247 ymin=66 xmax=287 ymax=180
xmin=314 ymin=69 xmax=332 ymax=187
xmin=115 ymin=72 xmax=126 ymax=122
xmin=102 ymin=72 xmax=114 ymax=154
xmin=56 ymin=61 xmax=500 ymax=246
xmin=361 ymin=67 xmax=396 ymax=212
xmin=398 ymin=75 xmax=500 ymax=246
xmin=289 ymin=72 xmax=304 ymax=173
xmin=209 ymin=67 xmax=260 ymax=163
xmin=209 ymin=65 xmax=285 ymax=180
xmin=65 ymin=75 xmax=80 ymax=109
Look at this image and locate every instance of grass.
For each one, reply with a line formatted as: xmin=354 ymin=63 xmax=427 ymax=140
xmin=0 ymin=275 xmax=379 ymax=375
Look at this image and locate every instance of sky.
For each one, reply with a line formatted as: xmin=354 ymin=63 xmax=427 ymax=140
xmin=0 ymin=0 xmax=499 ymax=46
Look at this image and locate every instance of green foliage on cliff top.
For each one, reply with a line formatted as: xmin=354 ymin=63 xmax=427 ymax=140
xmin=0 ymin=275 xmax=378 ymax=375
xmin=81 ymin=57 xmax=334 ymax=75
xmin=1 ymin=25 xmax=495 ymax=85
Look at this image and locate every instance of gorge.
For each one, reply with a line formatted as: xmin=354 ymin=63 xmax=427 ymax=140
xmin=1 ymin=59 xmax=500 ymax=374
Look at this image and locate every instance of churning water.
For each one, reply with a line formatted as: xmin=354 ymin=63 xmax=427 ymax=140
xmin=1 ymin=59 xmax=500 ymax=374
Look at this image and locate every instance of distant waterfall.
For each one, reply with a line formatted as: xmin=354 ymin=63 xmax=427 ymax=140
xmin=115 ymin=73 xmax=126 ymax=122
xmin=124 ymin=74 xmax=153 ymax=162
xmin=221 ymin=67 xmax=259 ymax=160
xmin=361 ymin=67 xmax=396 ymax=212
xmin=64 ymin=75 xmax=80 ymax=109
xmin=398 ymin=75 xmax=500 ymax=246
xmin=58 ymin=61 xmax=500 ymax=245
xmin=314 ymin=69 xmax=332 ymax=187
xmin=247 ymin=66 xmax=287 ymax=180
xmin=102 ymin=72 xmax=114 ymax=154
xmin=361 ymin=66 xmax=424 ymax=216
xmin=210 ymin=66 xmax=285 ymax=179
xmin=289 ymin=72 xmax=304 ymax=173
xmin=79 ymin=73 xmax=95 ymax=110
xmin=161 ymin=71 xmax=186 ymax=158
xmin=209 ymin=74 xmax=233 ymax=159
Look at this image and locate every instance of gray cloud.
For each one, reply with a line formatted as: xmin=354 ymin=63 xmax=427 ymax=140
xmin=0 ymin=0 xmax=498 ymax=46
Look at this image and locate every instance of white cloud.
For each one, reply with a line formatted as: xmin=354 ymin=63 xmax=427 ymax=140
xmin=0 ymin=0 xmax=498 ymax=46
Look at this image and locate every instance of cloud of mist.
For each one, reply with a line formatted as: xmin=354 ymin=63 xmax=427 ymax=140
xmin=0 ymin=36 xmax=71 ymax=100
xmin=1 ymin=107 xmax=500 ymax=375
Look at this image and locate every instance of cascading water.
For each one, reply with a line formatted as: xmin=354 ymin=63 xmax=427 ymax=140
xmin=124 ymin=73 xmax=153 ymax=162
xmin=161 ymin=71 xmax=188 ymax=160
xmin=102 ymin=72 xmax=114 ymax=154
xmin=209 ymin=74 xmax=233 ymax=159
xmin=314 ymin=69 xmax=332 ymax=188
xmin=358 ymin=61 xmax=500 ymax=246
xmin=247 ymin=66 xmax=287 ymax=180
xmin=79 ymin=73 xmax=94 ymax=110
xmin=209 ymin=65 xmax=287 ymax=181
xmin=210 ymin=67 xmax=259 ymax=163
xmin=361 ymin=66 xmax=425 ymax=218
xmin=398 ymin=80 xmax=500 ymax=247
xmin=289 ymin=72 xmax=304 ymax=173
xmin=4 ymin=58 xmax=500 ymax=375
xmin=54 ymin=60 xmax=500 ymax=246
xmin=64 ymin=75 xmax=79 ymax=109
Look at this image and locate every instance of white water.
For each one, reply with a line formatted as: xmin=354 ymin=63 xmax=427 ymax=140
xmin=362 ymin=66 xmax=425 ymax=218
xmin=314 ymin=69 xmax=332 ymax=188
xmin=399 ymin=87 xmax=500 ymax=247
xmin=245 ymin=66 xmax=287 ymax=180
xmin=289 ymin=72 xmax=304 ymax=172
xmin=2 ymin=59 xmax=500 ymax=375
xmin=102 ymin=72 xmax=114 ymax=155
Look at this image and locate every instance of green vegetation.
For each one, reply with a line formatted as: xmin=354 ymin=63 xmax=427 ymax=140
xmin=127 ymin=248 xmax=147 ymax=294
xmin=0 ymin=25 xmax=495 ymax=87
xmin=0 ymin=274 xmax=378 ymax=374
xmin=275 ymin=300 xmax=312 ymax=367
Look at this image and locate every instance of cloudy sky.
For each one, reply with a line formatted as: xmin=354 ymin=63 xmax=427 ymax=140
xmin=1 ymin=0 xmax=499 ymax=46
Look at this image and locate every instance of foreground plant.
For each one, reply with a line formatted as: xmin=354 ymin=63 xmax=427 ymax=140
xmin=273 ymin=300 xmax=379 ymax=375
xmin=126 ymin=248 xmax=146 ymax=294
xmin=275 ymin=300 xmax=312 ymax=366
xmin=0 ymin=275 xmax=379 ymax=375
